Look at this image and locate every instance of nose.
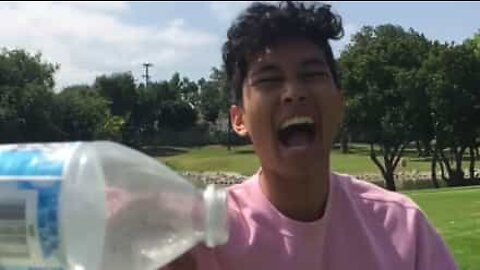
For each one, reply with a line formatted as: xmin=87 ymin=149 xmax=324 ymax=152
xmin=282 ymin=81 xmax=307 ymax=104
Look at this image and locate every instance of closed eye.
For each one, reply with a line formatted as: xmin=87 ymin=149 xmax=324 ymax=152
xmin=255 ymin=77 xmax=283 ymax=85
xmin=302 ymin=71 xmax=328 ymax=79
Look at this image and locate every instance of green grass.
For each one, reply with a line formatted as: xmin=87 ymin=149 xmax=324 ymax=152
xmin=160 ymin=145 xmax=260 ymax=175
xmin=159 ymin=144 xmax=432 ymax=175
xmin=405 ymin=187 xmax=480 ymax=270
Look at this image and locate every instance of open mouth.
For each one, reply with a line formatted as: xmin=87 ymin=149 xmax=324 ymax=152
xmin=278 ymin=116 xmax=316 ymax=148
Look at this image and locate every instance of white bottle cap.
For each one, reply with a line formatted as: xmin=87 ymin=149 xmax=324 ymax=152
xmin=203 ymin=184 xmax=229 ymax=247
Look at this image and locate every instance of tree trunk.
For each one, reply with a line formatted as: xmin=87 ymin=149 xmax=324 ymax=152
xmin=452 ymin=170 xmax=465 ymax=187
xmin=449 ymin=145 xmax=465 ymax=186
xmin=384 ymin=170 xmax=396 ymax=191
xmin=439 ymin=148 xmax=454 ymax=185
xmin=416 ymin=141 xmax=424 ymax=157
xmin=227 ymin=116 xmax=232 ymax=151
xmin=369 ymin=143 xmax=387 ymax=188
xmin=431 ymin=147 xmax=440 ymax=188
xmin=340 ymin=127 xmax=349 ymax=154
xmin=369 ymin=143 xmax=386 ymax=176
xmin=424 ymin=141 xmax=432 ymax=157
xmin=456 ymin=146 xmax=467 ymax=185
xmin=439 ymin=159 xmax=447 ymax=182
xmin=469 ymin=145 xmax=476 ymax=183
xmin=369 ymin=143 xmax=400 ymax=191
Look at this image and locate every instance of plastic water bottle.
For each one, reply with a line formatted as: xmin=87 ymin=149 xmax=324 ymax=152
xmin=0 ymin=141 xmax=228 ymax=270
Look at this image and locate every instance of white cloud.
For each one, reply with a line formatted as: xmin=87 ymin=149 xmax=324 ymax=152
xmin=209 ymin=2 xmax=251 ymax=23
xmin=0 ymin=2 xmax=218 ymax=91
xmin=62 ymin=1 xmax=129 ymax=14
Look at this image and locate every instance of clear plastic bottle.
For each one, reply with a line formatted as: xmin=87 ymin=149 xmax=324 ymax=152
xmin=0 ymin=141 xmax=228 ymax=270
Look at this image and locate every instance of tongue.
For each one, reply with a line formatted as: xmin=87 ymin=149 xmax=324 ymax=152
xmin=286 ymin=131 xmax=311 ymax=147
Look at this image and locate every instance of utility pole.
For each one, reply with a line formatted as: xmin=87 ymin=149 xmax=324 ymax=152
xmin=142 ymin=62 xmax=153 ymax=88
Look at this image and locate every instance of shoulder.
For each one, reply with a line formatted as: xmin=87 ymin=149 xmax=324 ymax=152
xmin=226 ymin=175 xmax=258 ymax=211
xmin=332 ymin=172 xmax=428 ymax=241
xmin=333 ymin=172 xmax=421 ymax=214
xmin=332 ymin=173 xmax=457 ymax=269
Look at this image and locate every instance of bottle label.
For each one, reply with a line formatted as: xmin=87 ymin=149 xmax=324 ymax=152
xmin=0 ymin=143 xmax=79 ymax=270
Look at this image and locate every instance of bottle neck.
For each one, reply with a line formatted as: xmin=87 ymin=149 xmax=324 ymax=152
xmin=202 ymin=184 xmax=228 ymax=247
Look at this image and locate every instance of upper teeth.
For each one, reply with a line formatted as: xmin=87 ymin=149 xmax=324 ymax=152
xmin=280 ymin=116 xmax=314 ymax=129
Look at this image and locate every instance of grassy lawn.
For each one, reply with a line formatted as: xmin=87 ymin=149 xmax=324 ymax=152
xmin=160 ymin=145 xmax=260 ymax=175
xmin=405 ymin=187 xmax=480 ymax=270
xmin=159 ymin=144 xmax=432 ymax=175
xmin=157 ymin=144 xmax=480 ymax=270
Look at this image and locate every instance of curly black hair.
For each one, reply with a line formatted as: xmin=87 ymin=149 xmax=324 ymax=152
xmin=222 ymin=1 xmax=344 ymax=105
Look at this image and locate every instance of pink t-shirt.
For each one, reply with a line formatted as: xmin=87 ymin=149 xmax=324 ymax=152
xmin=193 ymin=171 xmax=458 ymax=270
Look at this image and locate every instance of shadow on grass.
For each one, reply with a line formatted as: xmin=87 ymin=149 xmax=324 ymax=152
xmin=339 ymin=144 xmax=370 ymax=156
xmin=410 ymin=157 xmax=432 ymax=162
xmin=234 ymin=149 xmax=255 ymax=155
xmin=410 ymin=156 xmax=480 ymax=162
xmin=340 ymin=144 xmax=442 ymax=160
xmin=141 ymin=146 xmax=188 ymax=157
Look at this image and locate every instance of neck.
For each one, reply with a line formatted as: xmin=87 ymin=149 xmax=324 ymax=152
xmin=259 ymin=160 xmax=330 ymax=222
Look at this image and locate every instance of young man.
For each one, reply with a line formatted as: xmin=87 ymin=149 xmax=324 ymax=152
xmin=165 ymin=1 xmax=457 ymax=269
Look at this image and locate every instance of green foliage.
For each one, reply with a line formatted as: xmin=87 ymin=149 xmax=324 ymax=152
xmin=94 ymin=72 xmax=138 ymax=118
xmin=157 ymin=100 xmax=197 ymax=131
xmin=198 ymin=67 xmax=229 ymax=124
xmin=340 ymin=25 xmax=480 ymax=189
xmin=421 ymin=43 xmax=480 ymax=185
xmin=464 ymin=30 xmax=480 ymax=58
xmin=340 ymin=24 xmax=433 ymax=190
xmin=0 ymin=49 xmax=58 ymax=88
xmin=97 ymin=114 xmax=125 ymax=141
xmin=0 ymin=49 xmax=59 ymax=143
xmin=53 ymin=85 xmax=110 ymax=141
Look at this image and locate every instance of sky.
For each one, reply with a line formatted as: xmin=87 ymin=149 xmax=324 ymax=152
xmin=1 ymin=1 xmax=479 ymax=91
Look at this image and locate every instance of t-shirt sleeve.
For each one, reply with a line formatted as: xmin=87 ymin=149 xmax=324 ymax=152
xmin=414 ymin=210 xmax=458 ymax=270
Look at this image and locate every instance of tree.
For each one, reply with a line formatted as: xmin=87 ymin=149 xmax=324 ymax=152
xmin=94 ymin=72 xmax=138 ymax=118
xmin=180 ymin=77 xmax=200 ymax=108
xmin=157 ymin=100 xmax=197 ymax=131
xmin=340 ymin=25 xmax=432 ymax=191
xmin=197 ymin=67 xmax=231 ymax=123
xmin=0 ymin=49 xmax=60 ymax=143
xmin=0 ymin=48 xmax=57 ymax=89
xmin=422 ymin=43 xmax=480 ymax=186
xmin=199 ymin=81 xmax=222 ymax=123
xmin=464 ymin=30 xmax=480 ymax=166
xmin=464 ymin=30 xmax=480 ymax=58
xmin=0 ymin=84 xmax=60 ymax=143
xmin=125 ymin=73 xmax=201 ymax=146
xmin=53 ymin=85 xmax=110 ymax=141
xmin=96 ymin=114 xmax=125 ymax=142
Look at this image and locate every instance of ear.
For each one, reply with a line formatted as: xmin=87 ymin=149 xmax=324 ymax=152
xmin=230 ymin=105 xmax=249 ymax=137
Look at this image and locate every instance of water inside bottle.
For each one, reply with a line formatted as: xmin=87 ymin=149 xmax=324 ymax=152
xmin=133 ymin=230 xmax=202 ymax=269
xmin=102 ymin=186 xmax=202 ymax=270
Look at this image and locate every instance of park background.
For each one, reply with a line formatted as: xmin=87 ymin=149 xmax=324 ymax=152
xmin=0 ymin=2 xmax=479 ymax=269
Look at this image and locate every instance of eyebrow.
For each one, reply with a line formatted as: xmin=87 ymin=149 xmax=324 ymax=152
xmin=301 ymin=58 xmax=328 ymax=69
xmin=251 ymin=64 xmax=282 ymax=77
